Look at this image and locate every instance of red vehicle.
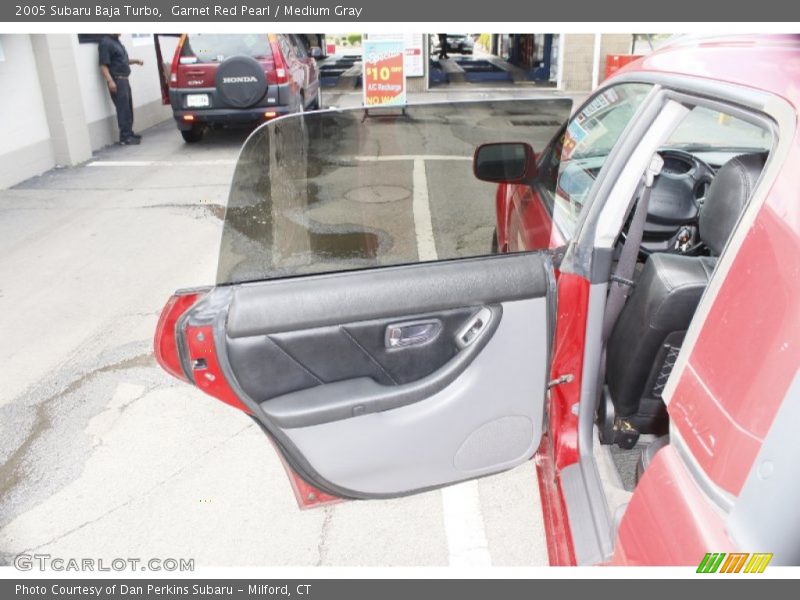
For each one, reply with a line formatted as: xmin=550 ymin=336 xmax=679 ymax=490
xmin=154 ymin=35 xmax=800 ymax=566
xmin=157 ymin=33 xmax=321 ymax=143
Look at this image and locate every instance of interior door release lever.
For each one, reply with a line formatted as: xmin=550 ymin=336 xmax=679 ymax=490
xmin=455 ymin=307 xmax=494 ymax=350
xmin=385 ymin=319 xmax=442 ymax=349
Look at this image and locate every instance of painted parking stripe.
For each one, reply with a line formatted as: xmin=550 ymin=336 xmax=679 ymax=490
xmin=412 ymin=158 xmax=438 ymax=262
xmin=441 ymin=481 xmax=493 ymax=567
xmin=409 ymin=155 xmax=492 ymax=566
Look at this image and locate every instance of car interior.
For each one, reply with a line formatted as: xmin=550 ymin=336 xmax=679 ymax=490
xmin=595 ymin=105 xmax=771 ymax=492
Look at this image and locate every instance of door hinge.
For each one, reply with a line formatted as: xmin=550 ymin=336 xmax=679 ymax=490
xmin=547 ymin=373 xmax=574 ymax=389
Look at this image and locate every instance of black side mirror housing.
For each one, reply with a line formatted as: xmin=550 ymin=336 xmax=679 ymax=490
xmin=473 ymin=142 xmax=538 ymax=184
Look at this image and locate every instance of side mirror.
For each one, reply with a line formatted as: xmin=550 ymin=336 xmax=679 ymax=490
xmin=311 ymin=47 xmax=323 ymax=59
xmin=473 ymin=142 xmax=538 ymax=184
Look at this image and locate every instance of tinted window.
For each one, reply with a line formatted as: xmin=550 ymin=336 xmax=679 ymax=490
xmin=181 ymin=34 xmax=272 ymax=63
xmin=217 ymin=99 xmax=572 ymax=284
xmin=537 ymin=83 xmax=652 ymax=239
xmin=278 ymin=35 xmax=295 ymax=61
xmin=665 ymin=106 xmax=771 ymax=153
xmin=292 ymin=35 xmax=309 ymax=58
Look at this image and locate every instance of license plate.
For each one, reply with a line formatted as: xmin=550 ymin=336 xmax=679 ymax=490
xmin=186 ymin=94 xmax=210 ymax=108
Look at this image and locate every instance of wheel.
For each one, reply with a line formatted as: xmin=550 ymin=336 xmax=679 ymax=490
xmin=180 ymin=126 xmax=204 ymax=143
xmin=491 ymin=229 xmax=499 ymax=253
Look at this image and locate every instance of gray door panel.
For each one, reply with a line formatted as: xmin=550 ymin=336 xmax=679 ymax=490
xmin=283 ymin=297 xmax=548 ymax=495
xmin=226 ymin=306 xmax=480 ymax=404
xmin=258 ymin=305 xmax=501 ymax=428
xmin=204 ymin=253 xmax=552 ymax=497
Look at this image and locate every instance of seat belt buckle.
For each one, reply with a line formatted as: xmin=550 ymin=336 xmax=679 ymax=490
xmin=610 ymin=274 xmax=636 ymax=289
xmin=645 ymin=153 xmax=665 ymax=187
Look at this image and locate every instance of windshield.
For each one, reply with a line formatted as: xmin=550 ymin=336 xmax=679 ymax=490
xmin=664 ymin=106 xmax=771 ymax=153
xmin=217 ymin=99 xmax=572 ymax=285
xmin=536 ymin=83 xmax=653 ymax=239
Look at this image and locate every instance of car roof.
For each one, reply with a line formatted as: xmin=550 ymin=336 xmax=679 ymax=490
xmin=614 ymin=34 xmax=800 ymax=109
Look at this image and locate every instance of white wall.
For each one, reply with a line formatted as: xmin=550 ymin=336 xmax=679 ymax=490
xmin=74 ymin=34 xmax=172 ymax=148
xmin=74 ymin=36 xmax=115 ymax=125
xmin=0 ymin=33 xmax=174 ymax=188
xmin=0 ymin=34 xmax=55 ymax=188
xmin=75 ymin=34 xmax=167 ymax=124
xmin=0 ymin=34 xmax=52 ymax=157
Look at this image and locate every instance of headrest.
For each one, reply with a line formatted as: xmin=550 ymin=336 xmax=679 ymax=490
xmin=700 ymin=152 xmax=768 ymax=256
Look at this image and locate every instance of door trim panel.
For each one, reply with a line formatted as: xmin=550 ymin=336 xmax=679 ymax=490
xmin=187 ymin=253 xmax=553 ymax=499
xmin=260 ymin=305 xmax=502 ymax=428
xmin=283 ymin=297 xmax=549 ymax=495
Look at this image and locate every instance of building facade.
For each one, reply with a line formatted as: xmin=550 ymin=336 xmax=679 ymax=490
xmin=0 ymin=33 xmax=171 ymax=189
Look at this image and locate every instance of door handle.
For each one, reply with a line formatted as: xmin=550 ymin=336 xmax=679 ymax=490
xmin=455 ymin=307 xmax=494 ymax=349
xmin=385 ymin=319 xmax=442 ymax=348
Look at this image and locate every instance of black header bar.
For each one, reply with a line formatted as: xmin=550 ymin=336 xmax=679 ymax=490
xmin=2 ymin=0 xmax=800 ymax=22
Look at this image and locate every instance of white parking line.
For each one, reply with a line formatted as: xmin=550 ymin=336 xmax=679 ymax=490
xmin=409 ymin=155 xmax=492 ymax=567
xmin=87 ymin=160 xmax=237 ymax=167
xmin=412 ymin=158 xmax=438 ymax=262
xmin=441 ymin=482 xmax=493 ymax=567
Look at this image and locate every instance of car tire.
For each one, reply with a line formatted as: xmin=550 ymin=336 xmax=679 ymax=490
xmin=181 ymin=126 xmax=204 ymax=144
xmin=491 ymin=229 xmax=499 ymax=254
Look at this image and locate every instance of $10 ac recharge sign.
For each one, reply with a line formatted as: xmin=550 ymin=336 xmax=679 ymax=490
xmin=362 ymin=39 xmax=406 ymax=107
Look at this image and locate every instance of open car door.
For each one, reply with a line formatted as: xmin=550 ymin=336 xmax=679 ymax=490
xmin=155 ymin=99 xmax=572 ymax=502
xmin=153 ymin=33 xmax=181 ymax=105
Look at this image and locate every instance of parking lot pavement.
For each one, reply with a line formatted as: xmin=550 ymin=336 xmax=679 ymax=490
xmin=0 ymin=101 xmax=553 ymax=567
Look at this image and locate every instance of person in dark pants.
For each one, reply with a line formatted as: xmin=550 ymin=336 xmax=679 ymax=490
xmin=98 ymin=34 xmax=144 ymax=145
xmin=437 ymin=34 xmax=449 ymax=60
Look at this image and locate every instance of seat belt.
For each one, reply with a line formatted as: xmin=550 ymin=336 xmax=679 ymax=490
xmin=601 ymin=153 xmax=664 ymax=342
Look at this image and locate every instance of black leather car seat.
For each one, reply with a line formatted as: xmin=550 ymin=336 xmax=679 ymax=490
xmin=602 ymin=152 xmax=767 ymax=447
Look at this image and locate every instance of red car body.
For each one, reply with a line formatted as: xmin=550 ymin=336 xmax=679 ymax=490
xmin=496 ymin=35 xmax=800 ymax=564
xmin=155 ymin=35 xmax=800 ymax=566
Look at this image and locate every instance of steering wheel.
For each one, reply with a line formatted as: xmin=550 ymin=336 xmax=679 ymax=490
xmin=631 ymin=149 xmax=716 ymax=258
xmin=650 ymin=149 xmax=716 ymax=220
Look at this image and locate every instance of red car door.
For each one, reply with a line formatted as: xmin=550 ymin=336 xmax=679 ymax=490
xmin=154 ymin=99 xmax=573 ymax=502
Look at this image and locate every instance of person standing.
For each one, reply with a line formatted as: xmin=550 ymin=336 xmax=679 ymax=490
xmin=98 ymin=34 xmax=143 ymax=145
xmin=437 ymin=34 xmax=449 ymax=60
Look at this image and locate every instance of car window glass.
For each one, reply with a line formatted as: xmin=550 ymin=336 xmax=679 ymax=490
xmin=664 ymin=106 xmax=771 ymax=154
xmin=278 ymin=36 xmax=295 ymax=61
xmin=292 ymin=35 xmax=309 ymax=58
xmin=537 ymin=83 xmax=652 ymax=241
xmin=217 ymin=99 xmax=572 ymax=285
xmin=181 ymin=34 xmax=272 ymax=63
